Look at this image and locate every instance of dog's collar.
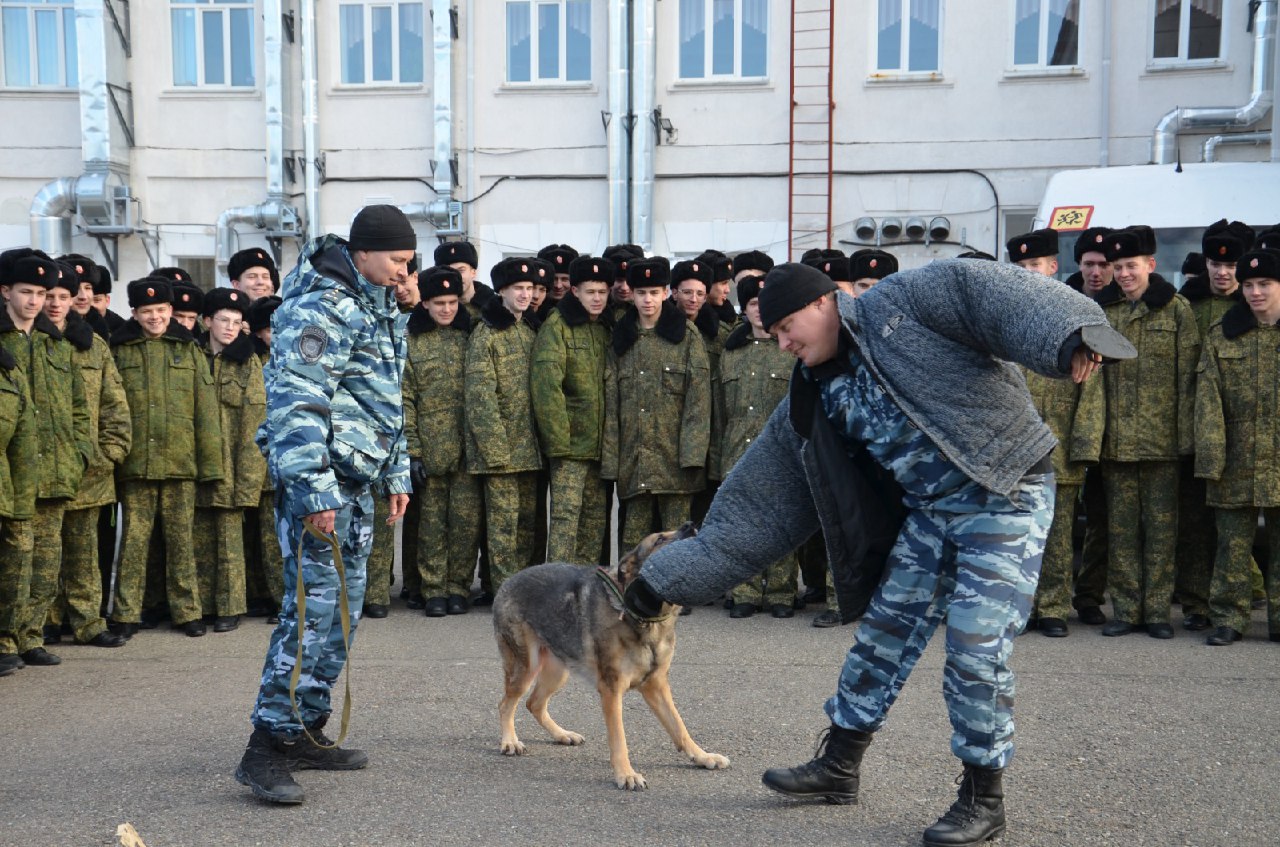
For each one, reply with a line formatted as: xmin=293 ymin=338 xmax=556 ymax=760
xmin=595 ymin=567 xmax=675 ymax=625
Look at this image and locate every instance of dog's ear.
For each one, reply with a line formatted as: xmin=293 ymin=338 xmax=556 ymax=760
xmin=617 ymin=548 xmax=642 ymax=586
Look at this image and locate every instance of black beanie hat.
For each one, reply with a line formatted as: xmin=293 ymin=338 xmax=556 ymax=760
xmin=1236 ymin=249 xmax=1280 ymax=283
xmin=435 ymin=240 xmax=479 ymax=269
xmin=758 ymin=262 xmax=838 ymax=330
xmin=956 ymin=250 xmax=997 ymax=261
xmin=627 ymin=256 xmax=671 ymax=289
xmin=734 ymin=250 xmax=774 ymax=275
xmin=1104 ymin=226 xmax=1158 ymax=262
xmin=672 ymin=258 xmax=714 ymax=289
xmin=348 ymin=204 xmax=417 ymax=253
xmin=1202 ymin=219 xmax=1256 ymax=264
xmin=1006 ymin=228 xmax=1060 ymax=261
xmin=202 ymin=287 xmax=249 ymax=318
xmin=1182 ymin=252 xmax=1206 ymax=278
xmin=569 ymin=256 xmax=615 ymax=287
xmin=51 ymin=262 xmax=80 ymax=296
xmin=0 ymin=248 xmax=61 ymax=288
xmin=1073 ymin=227 xmax=1114 ymax=262
xmin=128 ymin=277 xmax=173 ymax=308
xmin=850 ymin=249 xmax=897 ymax=280
xmin=805 ymin=255 xmax=850 ymax=283
xmin=248 ymin=295 xmax=281 ymax=332
xmin=227 ymin=247 xmax=280 ymax=290
xmin=59 ymin=253 xmax=101 ymax=289
xmin=92 ymin=263 xmax=113 ymax=296
xmin=737 ymin=274 xmax=764 ymax=310
xmin=419 ymin=265 xmax=464 ymax=300
xmin=537 ymin=244 xmax=578 ymax=274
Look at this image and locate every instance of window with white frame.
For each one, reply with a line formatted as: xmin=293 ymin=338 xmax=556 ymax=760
xmin=1 ymin=0 xmax=77 ymax=87
xmin=876 ymin=0 xmax=941 ymax=73
xmin=339 ymin=3 xmax=425 ymax=85
xmin=678 ymin=0 xmax=767 ymax=80
xmin=1013 ymin=0 xmax=1079 ymax=66
xmin=1152 ymin=0 xmax=1222 ymax=62
xmin=171 ymin=0 xmax=256 ymax=87
xmin=505 ymin=1 xmax=591 ymax=84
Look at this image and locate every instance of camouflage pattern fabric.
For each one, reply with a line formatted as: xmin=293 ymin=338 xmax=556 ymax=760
xmin=194 ymin=506 xmax=248 ymax=618
xmin=245 ymin=491 xmax=285 ymax=611
xmin=729 ymin=551 xmax=799 ymax=608
xmin=1031 ymin=483 xmax=1080 ymax=621
xmin=0 ymin=358 xmax=36 ymax=521
xmin=464 ymin=311 xmax=541 ymax=475
xmin=620 ymin=493 xmax=691 ymax=551
xmin=416 ymin=470 xmax=481 ymax=599
xmin=545 ymin=458 xmax=607 ymax=565
xmin=57 ymin=506 xmax=110 ymax=642
xmin=530 ymin=303 xmax=609 ymax=461
xmin=198 ymin=340 xmax=267 ymax=509
xmin=482 ymin=471 xmax=537 ymax=591
xmin=1209 ymin=507 xmax=1280 ymax=635
xmin=1103 ymin=460 xmax=1178 ymax=626
xmin=363 ymin=496 xmax=394 ymax=607
xmin=1174 ymin=460 xmax=1215 ymax=617
xmin=111 ymin=479 xmax=203 ymax=626
xmin=16 ymin=499 xmax=68 ymax=651
xmin=1074 ymin=465 xmax=1109 ymax=610
xmin=66 ymin=330 xmax=131 ymax=510
xmin=0 ymin=514 xmax=34 ymax=653
xmin=400 ymin=490 xmax=421 ymax=599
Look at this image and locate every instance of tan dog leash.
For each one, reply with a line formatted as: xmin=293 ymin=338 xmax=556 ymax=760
xmin=288 ymin=523 xmax=353 ymax=750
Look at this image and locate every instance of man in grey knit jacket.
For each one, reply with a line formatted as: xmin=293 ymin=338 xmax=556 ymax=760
xmin=622 ymin=260 xmax=1129 ymax=847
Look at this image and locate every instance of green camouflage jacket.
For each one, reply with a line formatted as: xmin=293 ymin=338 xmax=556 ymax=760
xmin=692 ymin=303 xmax=732 ymax=480
xmin=530 ymin=294 xmax=610 ymax=461
xmin=465 ymin=297 xmax=542 ymax=474
xmin=0 ymin=310 xmax=92 ymax=499
xmin=1180 ymin=275 xmax=1242 ymax=340
xmin=0 ymin=347 xmax=36 ymax=519
xmin=1022 ymin=364 xmax=1104 ymax=486
xmin=62 ymin=314 xmax=131 ymax=510
xmin=601 ymin=300 xmax=711 ymax=498
xmin=198 ymin=334 xmax=267 ymax=508
xmin=403 ymin=306 xmax=472 ymax=475
xmin=111 ymin=318 xmax=224 ymax=483
xmin=1101 ymin=276 xmax=1200 ymax=462
xmin=1194 ymin=303 xmax=1280 ymax=507
xmin=717 ymin=323 xmax=793 ymax=475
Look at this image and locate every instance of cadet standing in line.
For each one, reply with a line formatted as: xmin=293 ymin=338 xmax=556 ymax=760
xmin=229 ymin=247 xmax=280 ymax=304
xmin=601 ymin=257 xmax=711 ymax=550
xmin=531 ymin=256 xmax=614 ymax=566
xmin=0 ymin=279 xmax=36 ymax=675
xmin=91 ymin=263 xmax=125 ymax=338
xmin=403 ymin=266 xmax=480 ymax=616
xmin=847 ymin=249 xmax=898 ymax=298
xmin=194 ymin=288 xmax=267 ymax=633
xmin=1195 ymin=248 xmax=1280 ymax=645
xmin=465 ymin=258 xmax=543 ymax=593
xmin=701 ymin=250 xmax=738 ymax=326
xmin=243 ymin=294 xmax=285 ymax=620
xmin=1099 ymin=226 xmax=1200 ymax=639
xmin=1007 ymin=229 xmax=1104 ymax=638
xmin=603 ymin=243 xmax=641 ymax=324
xmin=526 ymin=257 xmax=552 ymax=567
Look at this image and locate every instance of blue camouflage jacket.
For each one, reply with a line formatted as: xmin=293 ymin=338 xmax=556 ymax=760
xmin=257 ymin=235 xmax=411 ymax=518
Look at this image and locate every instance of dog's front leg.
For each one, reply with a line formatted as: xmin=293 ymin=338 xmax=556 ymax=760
xmin=598 ymin=680 xmax=645 ymax=790
xmin=639 ymin=674 xmax=730 ymax=771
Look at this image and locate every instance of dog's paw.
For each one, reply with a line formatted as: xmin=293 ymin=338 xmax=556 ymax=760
xmin=499 ymin=739 xmax=527 ymax=756
xmin=614 ymin=770 xmax=648 ymax=791
xmin=691 ymin=751 xmax=730 ymax=770
xmin=553 ymin=731 xmax=585 ymax=746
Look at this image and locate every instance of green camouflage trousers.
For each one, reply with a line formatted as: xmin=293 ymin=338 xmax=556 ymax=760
xmin=399 ymin=491 xmax=421 ymax=599
xmin=1210 ymin=507 xmax=1280 ymax=635
xmin=1175 ymin=458 xmax=1216 ymax=616
xmin=1104 ymin=461 xmax=1178 ymax=626
xmin=417 ymin=471 xmax=481 ymax=599
xmin=484 ymin=472 xmax=538 ymax=592
xmin=51 ymin=506 xmax=110 ymax=642
xmin=195 ymin=506 xmax=248 ymax=618
xmin=245 ymin=491 xmax=285 ymax=611
xmin=546 ymin=459 xmax=608 ymax=566
xmin=730 ymin=551 xmax=799 ymax=607
xmin=620 ymin=493 xmax=690 ymax=552
xmin=16 ymin=500 xmax=69 ymax=652
xmin=531 ymin=466 xmax=549 ymax=567
xmin=364 ymin=496 xmax=395 ymax=607
xmin=1033 ymin=483 xmax=1080 ymax=620
xmin=0 ymin=516 xmax=33 ymax=654
xmin=113 ymin=479 xmax=202 ymax=626
xmin=1074 ymin=465 xmax=1108 ymax=610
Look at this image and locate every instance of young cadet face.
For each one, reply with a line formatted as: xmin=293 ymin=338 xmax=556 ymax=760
xmin=530 ymin=283 xmax=548 ymax=310
xmin=1078 ymin=251 xmax=1113 ymax=294
xmin=394 ymin=272 xmax=421 ymax=310
xmin=849 ymin=278 xmax=876 ymax=298
xmin=744 ymin=297 xmax=763 ymax=331
xmin=708 ymin=279 xmax=730 ymax=306
xmin=501 ymin=281 xmax=533 ymax=316
xmin=448 ymin=262 xmax=478 ymax=301
xmin=204 ymin=308 xmax=244 ymax=348
xmin=232 ymin=266 xmax=275 ymax=301
xmin=573 ymin=281 xmax=610 ymax=319
xmin=134 ymin=303 xmax=173 ymax=338
xmin=1016 ymin=256 xmax=1059 ymax=276
xmin=771 ymin=294 xmax=841 ymax=368
xmin=1113 ymin=255 xmax=1156 ymax=302
xmin=72 ymin=282 xmax=94 ymax=315
xmin=674 ymin=279 xmax=707 ymax=320
xmin=610 ymin=277 xmax=632 ymax=304
xmin=3 ymin=282 xmax=47 ymax=324
xmin=93 ymin=292 xmax=111 ymax=315
xmin=551 ymin=273 xmax=571 ymax=300
xmin=426 ymin=294 xmax=459 ymax=325
xmin=632 ymin=285 xmax=665 ymax=321
xmin=1205 ymin=258 xmax=1239 ymax=297
xmin=255 ymin=326 xmax=272 ymax=347
xmin=353 ymin=249 xmax=415 ymax=287
xmin=172 ymin=310 xmax=198 ymax=331
xmin=42 ymin=286 xmax=73 ymax=326
xmin=1242 ymin=277 xmax=1280 ymax=321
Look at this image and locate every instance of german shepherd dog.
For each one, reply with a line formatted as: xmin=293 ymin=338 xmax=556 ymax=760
xmin=492 ymin=524 xmax=730 ymax=790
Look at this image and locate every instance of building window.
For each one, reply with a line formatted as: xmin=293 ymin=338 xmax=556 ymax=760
xmin=171 ymin=0 xmax=256 ymax=88
xmin=1153 ymin=0 xmax=1223 ymax=62
xmin=1013 ymin=0 xmax=1079 ymax=66
xmin=1 ymin=0 xmax=77 ymax=88
xmin=506 ymin=0 xmax=591 ymax=84
xmin=339 ymin=3 xmax=425 ymax=85
xmin=678 ymin=0 xmax=768 ymax=80
xmin=876 ymin=0 xmax=941 ymax=73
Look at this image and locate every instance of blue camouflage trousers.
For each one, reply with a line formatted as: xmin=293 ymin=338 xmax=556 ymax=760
xmin=251 ymin=482 xmax=374 ymax=736
xmin=824 ymin=472 xmax=1053 ymax=769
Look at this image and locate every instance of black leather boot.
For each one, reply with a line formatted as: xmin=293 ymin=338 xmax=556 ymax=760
xmin=761 ymin=724 xmax=873 ymax=804
xmin=235 ymin=728 xmax=305 ymax=804
xmin=287 ymin=715 xmax=369 ymax=771
xmin=922 ymin=765 xmax=1006 ymax=847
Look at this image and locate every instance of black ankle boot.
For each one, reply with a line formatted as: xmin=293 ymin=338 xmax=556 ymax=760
xmin=922 ymin=765 xmax=1006 ymax=847
xmin=760 ymin=724 xmax=873 ymax=804
xmin=235 ymin=728 xmax=306 ymax=804
xmin=287 ymin=715 xmax=369 ymax=771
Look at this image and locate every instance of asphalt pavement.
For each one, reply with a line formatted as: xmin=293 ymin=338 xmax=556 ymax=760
xmin=2 ymin=593 xmax=1278 ymax=847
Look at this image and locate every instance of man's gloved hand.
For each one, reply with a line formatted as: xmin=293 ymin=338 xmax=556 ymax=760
xmin=410 ymin=459 xmax=427 ymax=488
xmin=622 ymin=576 xmax=669 ymax=622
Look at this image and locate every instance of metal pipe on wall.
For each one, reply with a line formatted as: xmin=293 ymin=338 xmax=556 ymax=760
xmin=629 ymin=0 xmax=656 ymax=251
xmin=432 ymin=0 xmax=453 ymax=201
xmin=1099 ymin=0 xmax=1112 ymax=167
xmin=608 ymin=0 xmax=631 ymax=244
xmin=302 ymin=0 xmax=321 ymax=235
xmin=1203 ymin=130 xmax=1272 ymax=161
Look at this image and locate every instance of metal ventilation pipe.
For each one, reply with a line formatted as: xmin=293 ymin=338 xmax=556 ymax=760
xmin=607 ymin=0 xmax=631 ymax=244
xmin=30 ymin=178 xmax=78 ymax=256
xmin=1203 ymin=130 xmax=1273 ymax=161
xmin=301 ymin=0 xmax=320 ymax=236
xmin=1152 ymin=0 xmax=1276 ymax=164
xmin=629 ymin=0 xmax=657 ymax=250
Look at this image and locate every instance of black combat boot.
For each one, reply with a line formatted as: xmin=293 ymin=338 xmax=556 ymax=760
xmin=287 ymin=715 xmax=370 ymax=771
xmin=922 ymin=765 xmax=1006 ymax=847
xmin=235 ymin=728 xmax=306 ymax=804
xmin=760 ymin=724 xmax=873 ymax=804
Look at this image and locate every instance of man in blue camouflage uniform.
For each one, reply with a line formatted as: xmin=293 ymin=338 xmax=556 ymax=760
xmin=235 ymin=205 xmax=413 ymax=805
xmin=623 ymin=262 xmax=1131 ymax=847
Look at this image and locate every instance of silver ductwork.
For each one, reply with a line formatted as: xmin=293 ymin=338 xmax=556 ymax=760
xmin=1203 ymin=130 xmax=1273 ymax=161
xmin=629 ymin=0 xmax=657 ymax=250
xmin=607 ymin=0 xmax=631 ymax=243
xmin=1152 ymin=0 xmax=1276 ymax=164
xmin=301 ymin=0 xmax=320 ymax=235
xmin=30 ymin=178 xmax=78 ymax=256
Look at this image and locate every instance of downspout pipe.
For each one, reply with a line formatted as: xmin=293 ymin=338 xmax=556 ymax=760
xmin=301 ymin=0 xmax=320 ymax=236
xmin=1203 ymin=130 xmax=1272 ymax=161
xmin=629 ymin=0 xmax=657 ymax=251
xmin=432 ymin=0 xmax=453 ymax=201
xmin=1152 ymin=0 xmax=1276 ymax=164
xmin=607 ymin=0 xmax=631 ymax=244
xmin=1099 ymin=0 xmax=1112 ymax=166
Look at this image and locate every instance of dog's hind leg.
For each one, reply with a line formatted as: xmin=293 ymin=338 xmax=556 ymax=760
xmin=598 ymin=677 xmax=645 ymax=790
xmin=638 ymin=673 xmax=730 ymax=772
xmin=498 ymin=626 xmax=543 ymax=756
xmin=525 ymin=650 xmax=585 ymax=747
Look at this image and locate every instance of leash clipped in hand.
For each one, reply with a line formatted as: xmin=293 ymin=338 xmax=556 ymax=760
xmin=288 ymin=522 xmax=354 ymax=750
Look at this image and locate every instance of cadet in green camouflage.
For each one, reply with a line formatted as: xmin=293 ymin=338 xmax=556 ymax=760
xmin=1194 ymin=249 xmax=1280 ymax=643
xmin=0 ymin=322 xmax=37 ymax=669
xmin=243 ymin=293 xmax=284 ymax=616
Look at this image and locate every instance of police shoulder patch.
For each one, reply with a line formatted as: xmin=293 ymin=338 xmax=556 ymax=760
xmin=298 ymin=325 xmax=329 ymax=363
